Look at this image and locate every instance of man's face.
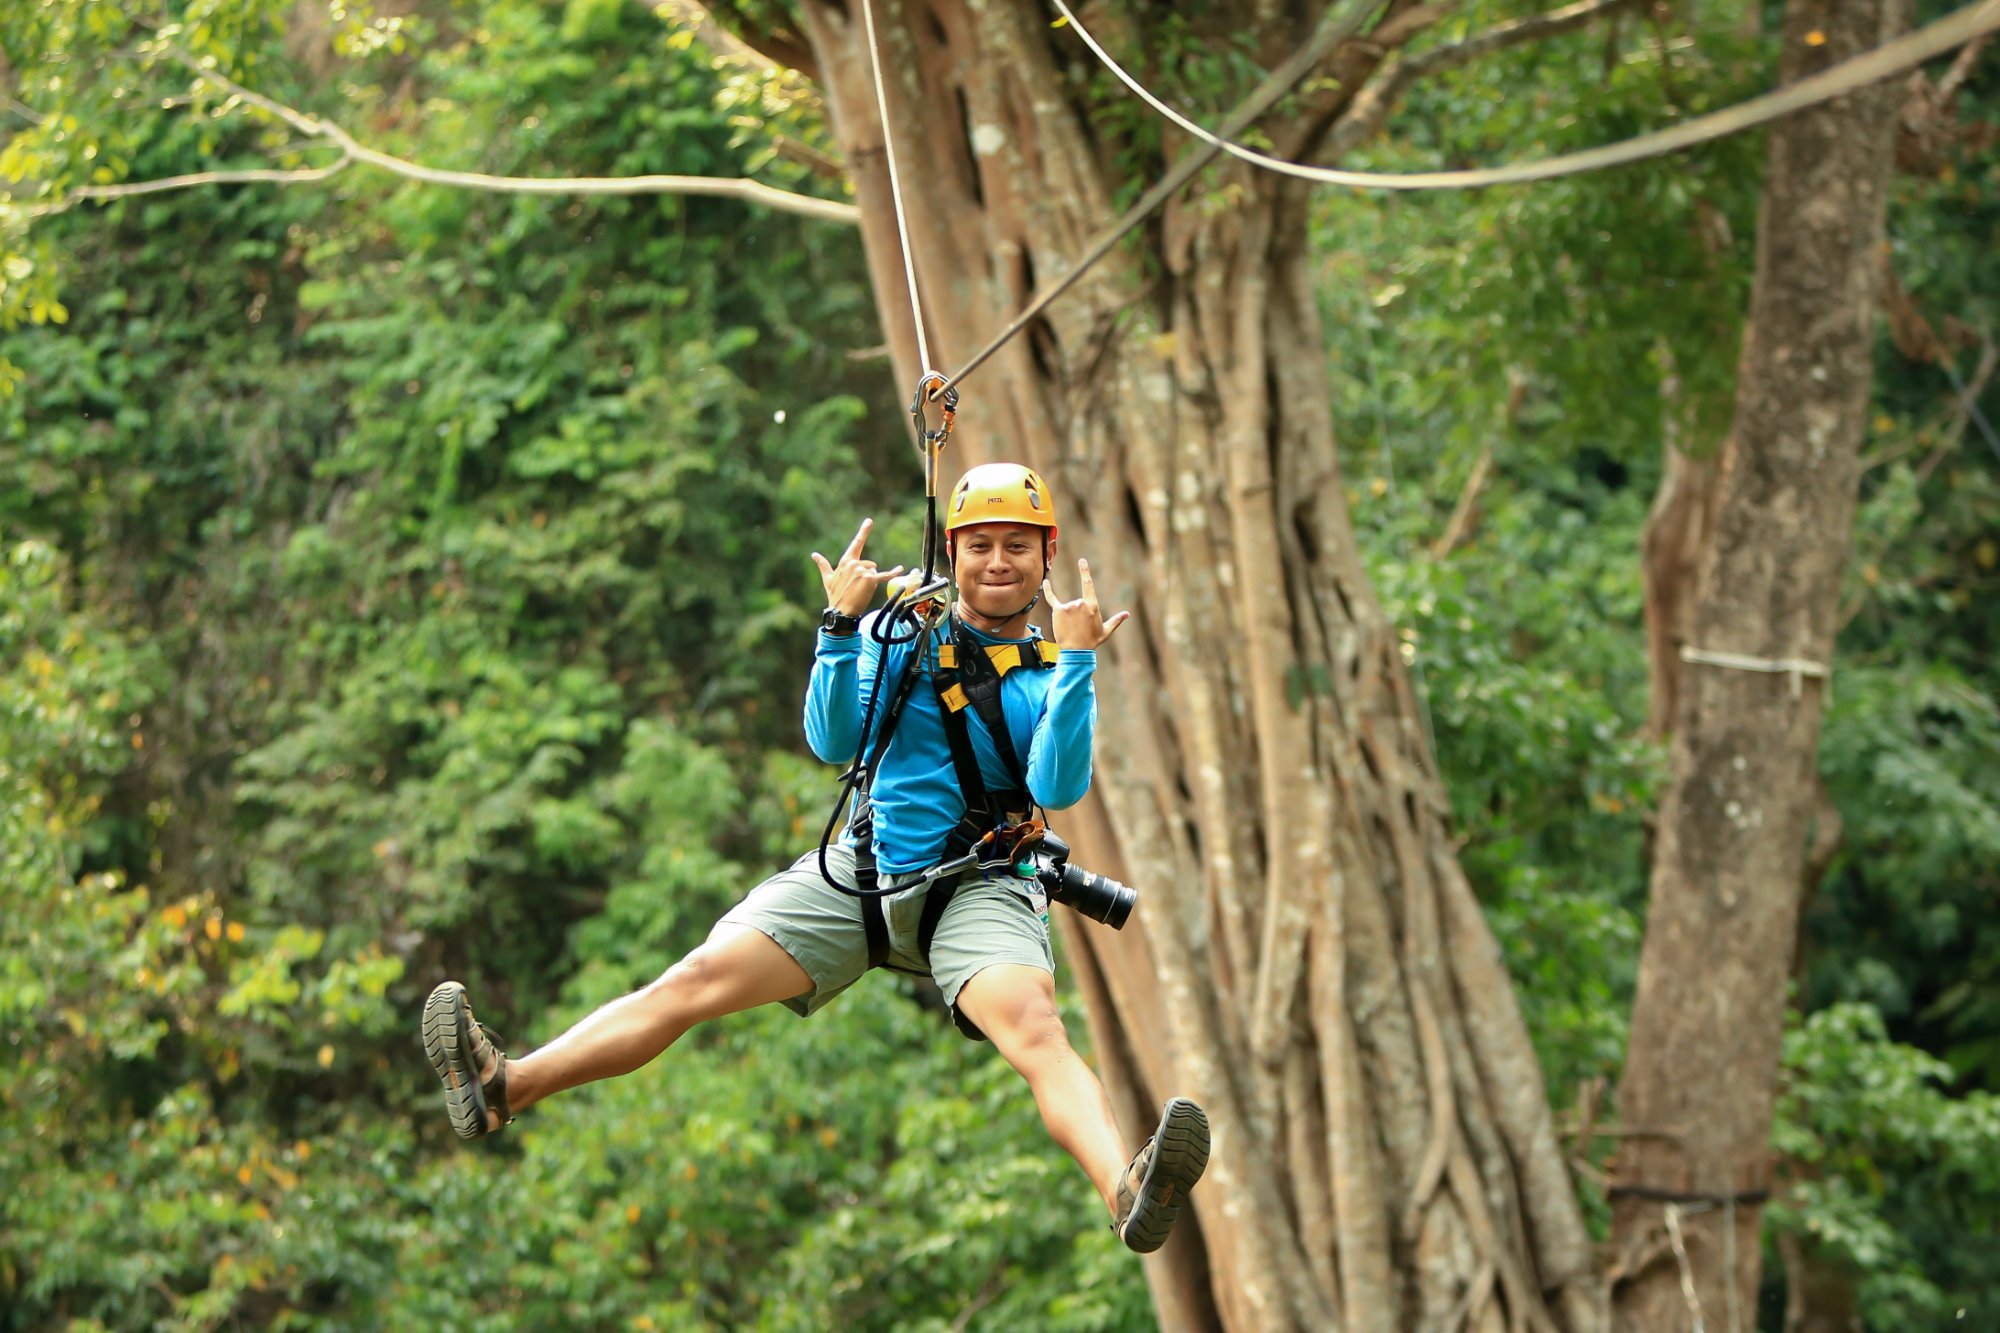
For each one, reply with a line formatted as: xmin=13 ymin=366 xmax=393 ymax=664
xmin=953 ymin=522 xmax=1050 ymax=621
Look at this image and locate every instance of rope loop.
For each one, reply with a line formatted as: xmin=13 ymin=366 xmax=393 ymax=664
xmin=1679 ymin=645 xmax=1831 ymax=701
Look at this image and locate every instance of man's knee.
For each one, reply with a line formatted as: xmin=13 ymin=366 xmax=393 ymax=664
xmin=636 ymin=949 xmax=717 ymax=1023
xmin=645 ymin=925 xmax=812 ymax=1024
xmin=642 ymin=940 xmax=747 ymax=1023
xmin=961 ymin=966 xmax=1070 ymax=1060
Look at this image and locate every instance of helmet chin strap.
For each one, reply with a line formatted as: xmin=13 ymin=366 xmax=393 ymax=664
xmin=957 ymin=587 xmax=1040 ymax=628
xmin=1000 ymin=588 xmax=1043 ymax=621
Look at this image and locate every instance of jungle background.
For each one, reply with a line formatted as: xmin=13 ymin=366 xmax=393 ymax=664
xmin=3 ymin=1 xmax=1997 ymax=1329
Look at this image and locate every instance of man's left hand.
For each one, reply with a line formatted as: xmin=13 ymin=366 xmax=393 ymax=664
xmin=1047 ymin=558 xmax=1130 ymax=651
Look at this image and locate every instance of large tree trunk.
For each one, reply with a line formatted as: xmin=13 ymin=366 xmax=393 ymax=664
xmin=732 ymin=2 xmax=1602 ymax=1327
xmin=1610 ymin=0 xmax=1905 ymax=1327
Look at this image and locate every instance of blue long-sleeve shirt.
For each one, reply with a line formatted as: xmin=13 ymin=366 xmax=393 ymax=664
xmin=806 ymin=614 xmax=1098 ymax=876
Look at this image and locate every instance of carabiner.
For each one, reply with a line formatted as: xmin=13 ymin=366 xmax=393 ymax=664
xmin=909 ymin=371 xmax=958 ymax=452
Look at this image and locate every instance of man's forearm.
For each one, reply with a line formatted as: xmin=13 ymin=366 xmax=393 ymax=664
xmin=1026 ymin=650 xmax=1098 ymax=809
xmin=803 ymin=630 xmax=865 ymax=763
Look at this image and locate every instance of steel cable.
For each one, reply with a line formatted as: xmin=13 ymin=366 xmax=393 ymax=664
xmin=1049 ymin=0 xmax=2000 ymax=192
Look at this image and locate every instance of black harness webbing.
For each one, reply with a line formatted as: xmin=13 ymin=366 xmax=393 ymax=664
xmin=853 ymin=620 xmax=1058 ymax=972
xmin=841 ymin=618 xmax=939 ymax=971
xmin=910 ymin=621 xmax=1056 ymax=961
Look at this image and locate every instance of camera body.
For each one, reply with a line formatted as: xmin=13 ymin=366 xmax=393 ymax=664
xmin=1017 ymin=830 xmax=1137 ymax=929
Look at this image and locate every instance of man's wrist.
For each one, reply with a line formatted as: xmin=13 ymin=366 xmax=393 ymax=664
xmin=820 ymin=608 xmax=862 ymax=637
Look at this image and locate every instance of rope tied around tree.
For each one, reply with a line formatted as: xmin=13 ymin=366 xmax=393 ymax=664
xmin=1679 ymin=645 xmax=1832 ymax=700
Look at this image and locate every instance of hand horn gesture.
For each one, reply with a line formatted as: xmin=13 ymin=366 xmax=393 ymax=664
xmin=1047 ymin=558 xmax=1130 ymax=650
xmin=812 ymin=518 xmax=906 ymax=616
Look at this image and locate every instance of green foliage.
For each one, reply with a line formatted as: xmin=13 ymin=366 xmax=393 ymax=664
xmin=3 ymin=3 xmax=1143 ymax=1328
xmin=1352 ymin=458 xmax=1657 ymax=1094
xmin=0 ymin=540 xmax=155 ymax=1057
xmin=1808 ymin=660 xmax=2000 ymax=1088
xmin=7 ymin=0 xmax=1998 ymax=1328
xmin=1331 ymin=2 xmax=1766 ymax=469
xmin=1773 ymin=1004 xmax=2000 ymax=1327
xmin=1321 ymin=7 xmax=2000 ymax=1314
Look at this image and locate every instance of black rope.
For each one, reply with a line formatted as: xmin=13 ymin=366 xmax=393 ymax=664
xmin=1607 ymin=1185 xmax=1771 ymax=1207
xmin=815 ymin=586 xmax=941 ymax=897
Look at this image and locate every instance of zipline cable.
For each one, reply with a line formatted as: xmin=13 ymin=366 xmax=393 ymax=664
xmin=816 ymin=0 xmax=963 ymax=899
xmin=932 ymin=0 xmax=1997 ymax=394
xmin=935 ymin=0 xmax=1382 ymax=394
xmin=859 ymin=0 xmax=933 ymax=374
xmin=858 ymin=0 xmax=970 ymax=594
xmin=1049 ymin=0 xmax=2000 ymax=192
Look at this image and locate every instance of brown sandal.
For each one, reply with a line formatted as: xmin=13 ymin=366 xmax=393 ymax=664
xmin=1113 ymin=1098 xmax=1210 ymax=1253
xmin=422 ymin=981 xmax=512 ymax=1139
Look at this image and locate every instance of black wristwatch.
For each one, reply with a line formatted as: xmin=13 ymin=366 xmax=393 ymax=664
xmin=819 ymin=608 xmax=861 ymax=637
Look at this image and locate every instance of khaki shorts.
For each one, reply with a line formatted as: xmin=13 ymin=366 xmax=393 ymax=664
xmin=719 ymin=844 xmax=1054 ymax=1039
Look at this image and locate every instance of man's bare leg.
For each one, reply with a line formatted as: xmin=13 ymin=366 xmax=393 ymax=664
xmin=956 ymin=963 xmax=1209 ymax=1253
xmin=447 ymin=923 xmax=812 ymax=1132
xmin=953 ymin=963 xmax=1132 ymax=1210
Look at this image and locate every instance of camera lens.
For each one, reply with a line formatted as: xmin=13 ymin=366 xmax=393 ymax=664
xmin=1051 ymin=863 xmax=1137 ymax=930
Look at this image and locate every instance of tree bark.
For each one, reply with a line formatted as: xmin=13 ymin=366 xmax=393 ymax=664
xmin=1610 ymin=0 xmax=1906 ymax=1328
xmin=740 ymin=2 xmax=1608 ymax=1327
xmin=1777 ymin=1229 xmax=1862 ymax=1333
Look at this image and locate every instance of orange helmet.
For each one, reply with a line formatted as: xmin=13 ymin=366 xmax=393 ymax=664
xmin=945 ymin=463 xmax=1058 ymax=542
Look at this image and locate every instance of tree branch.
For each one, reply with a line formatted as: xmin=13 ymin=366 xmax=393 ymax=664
xmin=138 ymin=47 xmax=856 ymax=225
xmin=681 ymin=0 xmax=821 ymax=83
xmin=1430 ymin=445 xmax=1493 ymax=559
xmin=1935 ymin=28 xmax=1990 ymax=102
xmin=1325 ymin=0 xmax=1639 ymax=160
xmin=771 ymin=132 xmax=848 ymax=179
xmin=20 ymin=158 xmax=352 ymax=218
xmin=1896 ymin=30 xmax=1993 ymax=171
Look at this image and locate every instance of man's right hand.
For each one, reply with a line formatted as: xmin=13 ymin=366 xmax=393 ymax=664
xmin=811 ymin=518 xmax=906 ymax=618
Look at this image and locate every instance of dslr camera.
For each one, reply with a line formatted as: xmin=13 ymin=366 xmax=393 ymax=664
xmin=1016 ymin=830 xmax=1137 ymax=929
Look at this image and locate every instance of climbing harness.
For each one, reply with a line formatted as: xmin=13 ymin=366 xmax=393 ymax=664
xmin=906 ymin=617 xmax=1059 ymax=965
xmin=813 ymin=608 xmax=1064 ymax=970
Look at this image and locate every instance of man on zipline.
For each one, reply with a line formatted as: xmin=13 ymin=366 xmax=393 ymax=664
xmin=423 ymin=461 xmax=1209 ymax=1254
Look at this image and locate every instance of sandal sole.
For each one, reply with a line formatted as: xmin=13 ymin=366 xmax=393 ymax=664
xmin=1123 ymin=1097 xmax=1210 ymax=1254
xmin=421 ymin=981 xmax=491 ymax=1140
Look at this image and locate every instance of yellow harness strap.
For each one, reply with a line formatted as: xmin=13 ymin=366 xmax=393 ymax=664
xmin=936 ymin=633 xmax=1058 ymax=713
xmin=978 ymin=640 xmax=1061 ymax=675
